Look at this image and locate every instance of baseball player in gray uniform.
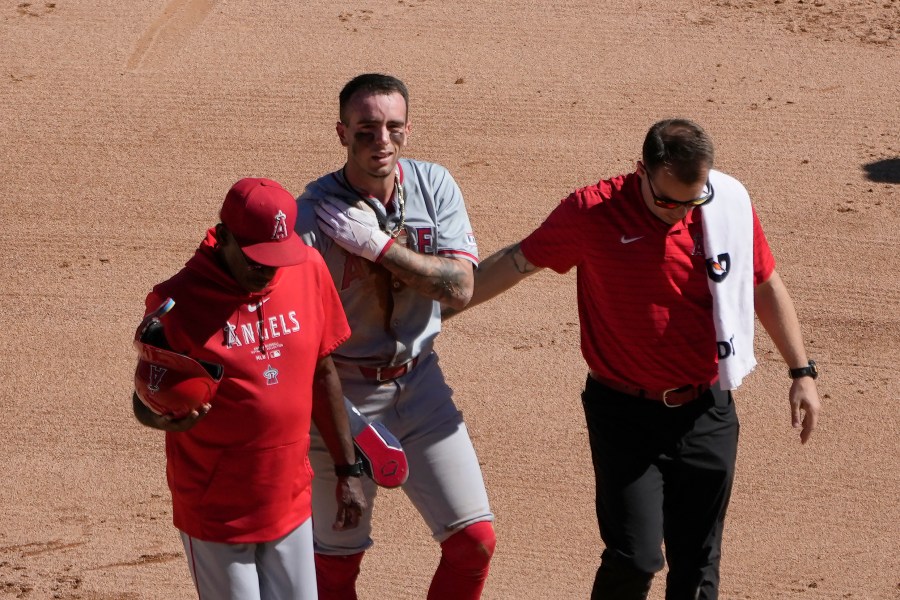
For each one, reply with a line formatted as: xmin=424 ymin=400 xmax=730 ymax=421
xmin=295 ymin=73 xmax=495 ymax=600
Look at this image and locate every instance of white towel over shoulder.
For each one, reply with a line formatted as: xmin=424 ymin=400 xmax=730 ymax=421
xmin=701 ymin=170 xmax=756 ymax=390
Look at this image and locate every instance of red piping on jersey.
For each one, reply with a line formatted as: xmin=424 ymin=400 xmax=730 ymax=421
xmin=376 ymin=238 xmax=395 ymax=262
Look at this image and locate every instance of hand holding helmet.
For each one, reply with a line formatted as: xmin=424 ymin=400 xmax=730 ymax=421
xmin=133 ymin=298 xmax=223 ymax=423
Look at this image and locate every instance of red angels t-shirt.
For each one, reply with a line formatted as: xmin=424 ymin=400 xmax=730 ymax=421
xmin=145 ymin=229 xmax=350 ymax=543
xmin=520 ymin=173 xmax=775 ymax=391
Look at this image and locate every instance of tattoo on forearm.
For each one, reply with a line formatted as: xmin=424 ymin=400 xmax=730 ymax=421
xmin=423 ymin=260 xmax=465 ymax=301
xmin=386 ymin=248 xmax=469 ymax=303
xmin=509 ymin=245 xmax=536 ymax=275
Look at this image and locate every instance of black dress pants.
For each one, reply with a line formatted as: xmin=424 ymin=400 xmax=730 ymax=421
xmin=581 ymin=375 xmax=739 ymax=600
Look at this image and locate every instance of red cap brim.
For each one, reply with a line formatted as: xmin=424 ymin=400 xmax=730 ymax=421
xmin=239 ymin=233 xmax=309 ymax=267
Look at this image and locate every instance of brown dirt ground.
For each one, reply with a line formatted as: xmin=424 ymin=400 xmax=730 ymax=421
xmin=1 ymin=0 xmax=898 ymax=598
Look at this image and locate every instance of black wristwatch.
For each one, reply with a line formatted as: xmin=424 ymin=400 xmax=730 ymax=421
xmin=789 ymin=359 xmax=818 ymax=380
xmin=334 ymin=459 xmax=365 ymax=478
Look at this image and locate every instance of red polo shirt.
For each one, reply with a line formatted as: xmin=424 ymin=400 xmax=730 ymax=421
xmin=520 ymin=173 xmax=774 ymax=390
xmin=145 ymin=229 xmax=350 ymax=543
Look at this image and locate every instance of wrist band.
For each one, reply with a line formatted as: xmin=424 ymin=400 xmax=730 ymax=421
xmin=334 ymin=459 xmax=364 ymax=478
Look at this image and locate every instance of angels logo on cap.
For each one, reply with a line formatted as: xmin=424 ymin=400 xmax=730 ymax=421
xmin=272 ymin=210 xmax=289 ymax=241
xmin=147 ymin=364 xmax=167 ymax=392
xmin=220 ymin=178 xmax=307 ymax=267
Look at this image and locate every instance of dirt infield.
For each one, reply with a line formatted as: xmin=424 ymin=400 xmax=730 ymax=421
xmin=1 ymin=0 xmax=897 ymax=598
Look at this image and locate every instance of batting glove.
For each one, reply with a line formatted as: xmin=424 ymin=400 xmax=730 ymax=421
xmin=315 ymin=198 xmax=393 ymax=262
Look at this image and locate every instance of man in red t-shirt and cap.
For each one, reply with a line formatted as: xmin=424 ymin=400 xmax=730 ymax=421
xmin=449 ymin=119 xmax=822 ymax=600
xmin=132 ymin=177 xmax=366 ymax=599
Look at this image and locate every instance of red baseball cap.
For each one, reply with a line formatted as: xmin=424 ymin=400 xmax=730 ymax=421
xmin=220 ymin=177 xmax=306 ymax=267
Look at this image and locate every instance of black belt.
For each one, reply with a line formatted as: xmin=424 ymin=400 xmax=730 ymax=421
xmin=588 ymin=371 xmax=717 ymax=407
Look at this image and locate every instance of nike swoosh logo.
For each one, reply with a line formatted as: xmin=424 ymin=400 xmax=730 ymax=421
xmin=247 ymin=297 xmax=271 ymax=311
xmin=620 ymin=235 xmax=644 ymax=244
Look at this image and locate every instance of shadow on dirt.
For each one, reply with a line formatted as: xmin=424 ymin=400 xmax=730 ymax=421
xmin=863 ymin=158 xmax=900 ymax=184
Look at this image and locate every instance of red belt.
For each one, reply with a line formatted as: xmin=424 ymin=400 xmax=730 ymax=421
xmin=589 ymin=371 xmax=717 ymax=407
xmin=358 ymin=356 xmax=420 ymax=382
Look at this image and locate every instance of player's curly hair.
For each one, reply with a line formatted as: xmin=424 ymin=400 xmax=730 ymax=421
xmin=339 ymin=73 xmax=410 ymax=123
xmin=642 ymin=119 xmax=715 ymax=184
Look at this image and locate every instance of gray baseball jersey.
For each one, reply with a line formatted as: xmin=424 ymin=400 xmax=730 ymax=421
xmin=296 ymin=158 xmax=492 ymax=554
xmin=295 ymin=158 xmax=479 ymax=366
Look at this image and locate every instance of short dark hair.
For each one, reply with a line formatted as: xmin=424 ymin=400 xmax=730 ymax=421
xmin=642 ymin=119 xmax=715 ymax=184
xmin=339 ymin=73 xmax=410 ymax=123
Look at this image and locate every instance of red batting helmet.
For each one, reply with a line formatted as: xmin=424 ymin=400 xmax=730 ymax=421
xmin=133 ymin=299 xmax=223 ymax=418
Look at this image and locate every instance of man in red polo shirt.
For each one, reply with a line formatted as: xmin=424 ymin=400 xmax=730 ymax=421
xmin=132 ymin=177 xmax=366 ymax=599
xmin=450 ymin=119 xmax=822 ymax=599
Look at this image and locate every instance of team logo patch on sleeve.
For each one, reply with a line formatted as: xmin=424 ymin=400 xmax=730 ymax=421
xmin=706 ymin=253 xmax=730 ymax=283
